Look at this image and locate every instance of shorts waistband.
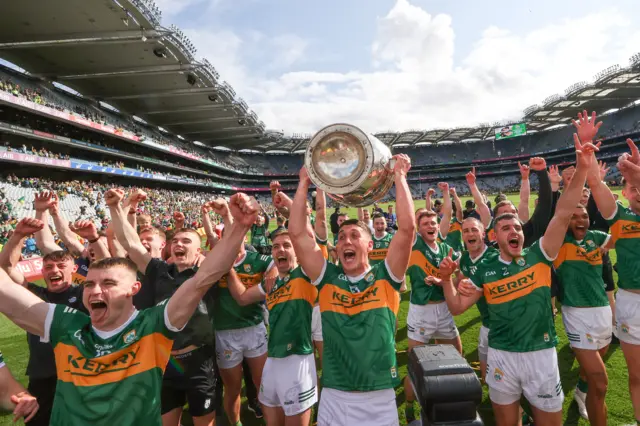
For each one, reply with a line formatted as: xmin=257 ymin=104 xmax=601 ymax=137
xmin=322 ymin=387 xmax=395 ymax=402
xmin=618 ymin=289 xmax=640 ymax=300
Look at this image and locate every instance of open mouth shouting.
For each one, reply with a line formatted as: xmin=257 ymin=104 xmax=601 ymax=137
xmin=173 ymin=246 xmax=187 ymax=260
xmin=342 ymin=248 xmax=356 ymax=264
xmin=48 ymin=273 xmax=64 ymax=286
xmin=276 ymin=255 xmax=289 ymax=268
xmin=508 ymin=237 xmax=520 ymax=250
xmin=89 ymin=299 xmax=108 ymax=323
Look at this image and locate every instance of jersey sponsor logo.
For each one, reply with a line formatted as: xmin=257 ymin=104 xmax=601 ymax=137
xmin=409 ymin=250 xmax=442 ymax=278
xmin=265 ymin=277 xmax=317 ymax=310
xmin=483 ymin=263 xmax=551 ymax=305
xmin=555 ymin=243 xmax=603 ymax=267
xmin=319 ymin=279 xmax=400 ymax=316
xmin=611 ymin=219 xmax=640 ymax=241
xmin=369 ymin=248 xmax=388 ymax=260
xmin=54 ymin=332 xmax=173 ymax=387
xmin=123 ymin=330 xmax=137 ymax=345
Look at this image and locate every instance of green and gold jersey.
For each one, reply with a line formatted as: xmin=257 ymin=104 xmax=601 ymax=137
xmin=606 ymin=204 xmax=640 ymax=290
xmin=445 ymin=219 xmax=464 ymax=253
xmin=260 ymin=266 xmax=317 ymax=358
xmin=316 ymin=261 xmax=402 ymax=391
xmin=553 ymin=230 xmax=610 ymax=308
xmin=211 ymin=251 xmax=273 ymax=331
xmin=370 ymin=232 xmax=393 ymax=265
xmin=44 ymin=301 xmax=176 ymax=426
xmin=251 ymin=223 xmax=269 ymax=248
xmin=485 ymin=219 xmax=496 ymax=243
xmin=470 ymin=240 xmax=556 ymax=352
xmin=408 ymin=236 xmax=460 ymax=304
xmin=459 ymin=246 xmax=499 ymax=328
xmin=316 ymin=234 xmax=329 ymax=260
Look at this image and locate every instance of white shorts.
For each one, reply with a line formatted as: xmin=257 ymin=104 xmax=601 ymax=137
xmin=478 ymin=325 xmax=489 ymax=363
xmin=563 ymin=306 xmax=612 ymax=350
xmin=259 ymin=353 xmax=318 ymax=416
xmin=215 ymin=323 xmax=268 ymax=369
xmin=486 ymin=347 xmax=563 ymax=413
xmin=317 ymin=388 xmax=398 ymax=426
xmin=407 ymin=302 xmax=459 ymax=343
xmin=615 ymin=289 xmax=640 ymax=345
xmin=312 ymin=304 xmax=323 ymax=342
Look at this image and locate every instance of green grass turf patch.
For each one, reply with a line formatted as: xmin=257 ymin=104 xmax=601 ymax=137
xmin=0 ymin=191 xmax=633 ymax=425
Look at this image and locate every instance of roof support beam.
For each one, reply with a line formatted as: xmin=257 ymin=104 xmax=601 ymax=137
xmin=144 ymin=104 xmax=231 ymax=115
xmin=163 ymin=116 xmax=240 ymax=126
xmin=0 ymin=29 xmax=170 ymax=49
xmin=181 ymin=125 xmax=261 ymax=136
xmin=94 ymin=87 xmax=216 ymax=100
xmin=50 ymin=64 xmax=202 ymax=80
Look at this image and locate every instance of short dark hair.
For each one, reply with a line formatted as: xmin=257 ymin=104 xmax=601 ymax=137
xmin=493 ymin=200 xmax=516 ymax=218
xmin=337 ymin=213 xmax=348 ymax=219
xmin=493 ymin=213 xmax=522 ymax=229
xmin=372 ymin=213 xmax=385 ymax=221
xmin=271 ymin=229 xmax=290 ymax=243
xmin=416 ymin=210 xmax=438 ymax=226
xmin=89 ymin=257 xmax=138 ymax=274
xmin=338 ymin=219 xmax=372 ymax=238
xmin=42 ymin=250 xmax=75 ymax=264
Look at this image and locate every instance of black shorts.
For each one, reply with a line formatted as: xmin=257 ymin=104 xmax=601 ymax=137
xmin=26 ymin=376 xmax=57 ymax=426
xmin=602 ymin=251 xmax=615 ymax=292
xmin=161 ymin=345 xmax=221 ymax=417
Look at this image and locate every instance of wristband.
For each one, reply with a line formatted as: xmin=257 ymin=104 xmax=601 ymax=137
xmin=88 ymin=237 xmax=100 ymax=244
xmin=128 ymin=209 xmax=136 ymax=215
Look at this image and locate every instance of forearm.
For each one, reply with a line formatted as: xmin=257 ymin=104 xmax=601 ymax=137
xmin=518 ymin=178 xmax=530 ymax=222
xmin=227 ymin=271 xmax=264 ymax=306
xmin=470 ymin=183 xmax=491 ymax=226
xmin=50 ymin=213 xmax=83 ymax=255
xmin=109 ymin=205 xmax=144 ymax=253
xmin=556 ymin=166 xmax=588 ymax=217
xmin=0 ymin=370 xmax=26 ymax=411
xmin=453 ymin=195 xmax=463 ymax=222
xmin=314 ymin=190 xmax=328 ymax=241
xmin=587 ymin=167 xmax=617 ymax=218
xmin=439 ymin=193 xmax=452 ymax=238
xmin=441 ymin=278 xmax=474 ymax=315
xmin=34 ymin=210 xmax=61 ymax=255
xmin=202 ymin=212 xmax=216 ymax=244
xmin=425 ymin=194 xmax=432 ymax=210
xmin=89 ymin=240 xmax=110 ymax=261
xmin=395 ymin=173 xmax=416 ymax=234
xmin=0 ymin=277 xmax=48 ymax=336
xmin=289 ymin=180 xmax=312 ymax=238
xmin=0 ymin=234 xmax=24 ymax=269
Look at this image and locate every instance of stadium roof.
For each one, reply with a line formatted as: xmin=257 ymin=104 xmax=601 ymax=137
xmin=0 ymin=1 xmax=639 ymax=153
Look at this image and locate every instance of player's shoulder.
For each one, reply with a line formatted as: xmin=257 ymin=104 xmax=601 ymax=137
xmin=290 ymin=265 xmax=311 ymax=281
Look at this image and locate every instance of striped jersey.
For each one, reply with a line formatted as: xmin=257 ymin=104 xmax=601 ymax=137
xmin=210 ymin=251 xmax=273 ymax=331
xmin=42 ymin=302 xmax=176 ymax=426
xmin=260 ymin=267 xmax=317 ymax=358
xmin=606 ymin=204 xmax=640 ymax=290
xmin=459 ymin=246 xmax=499 ymax=328
xmin=370 ymin=232 xmax=393 ymax=265
xmin=408 ymin=236 xmax=460 ymax=304
xmin=315 ymin=261 xmax=402 ymax=391
xmin=469 ymin=240 xmax=557 ymax=352
xmin=553 ymin=230 xmax=610 ymax=307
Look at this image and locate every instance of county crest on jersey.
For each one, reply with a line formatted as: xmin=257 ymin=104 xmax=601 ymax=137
xmin=42 ymin=301 xmax=177 ymax=426
xmin=469 ymin=239 xmax=557 ymax=352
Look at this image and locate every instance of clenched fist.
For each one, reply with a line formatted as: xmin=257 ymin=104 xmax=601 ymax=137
xmin=70 ymin=220 xmax=99 ymax=241
xmin=104 ymin=189 xmax=125 ymax=207
xmin=15 ymin=218 xmax=44 ymax=237
xmin=229 ymin=193 xmax=259 ymax=227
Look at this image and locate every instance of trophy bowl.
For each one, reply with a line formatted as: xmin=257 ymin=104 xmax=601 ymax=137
xmin=304 ymin=123 xmax=395 ymax=207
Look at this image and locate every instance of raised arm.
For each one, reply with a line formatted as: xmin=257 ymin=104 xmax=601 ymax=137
xmin=204 ymin=199 xmax=233 ymax=247
xmin=0 ymin=267 xmax=50 ymax=337
xmin=617 ymin=138 xmax=640 ymax=189
xmin=33 ymin=192 xmax=65 ymax=255
xmin=226 ymin=268 xmax=265 ymax=306
xmin=451 ymin=188 xmax=463 ymax=223
xmin=425 ymin=188 xmax=435 ymax=211
xmin=69 ymin=220 xmax=109 ymax=261
xmin=0 ymin=219 xmax=45 ymax=286
xmin=166 ymin=194 xmax=257 ymax=329
xmin=123 ymin=189 xmax=145 ymax=229
xmin=47 ymin=194 xmax=85 ymax=257
xmin=542 ymin=132 xmax=598 ymax=259
xmin=386 ymin=154 xmax=416 ymax=279
xmin=518 ymin=162 xmax=531 ymax=222
xmin=270 ymin=181 xmax=290 ymax=217
xmin=466 ymin=168 xmax=491 ymax=227
xmin=105 ymin=189 xmax=152 ymax=273
xmin=314 ymin=189 xmax=328 ymax=241
xmin=288 ymin=168 xmax=326 ymax=282
xmin=439 ymin=249 xmax=482 ymax=315
xmin=438 ymin=182 xmax=452 ymax=238
xmin=201 ymin=204 xmax=218 ymax=248
xmin=105 ymin=224 xmax=127 ymax=258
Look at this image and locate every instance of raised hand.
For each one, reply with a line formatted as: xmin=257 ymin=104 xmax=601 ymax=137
xmin=439 ymin=248 xmax=459 ymax=279
xmin=229 ymin=193 xmax=259 ymax=227
xmin=104 ymin=188 xmax=125 ymax=207
xmin=465 ymin=167 xmax=477 ymax=185
xmin=391 ymin=154 xmax=411 ymax=176
xmin=449 ymin=187 xmax=457 ymax=197
xmin=573 ymin=133 xmax=600 ymax=169
xmin=548 ymin=165 xmax=562 ymax=186
xmin=518 ymin=162 xmax=530 ymax=179
xmin=598 ymin=161 xmax=610 ymax=181
xmin=70 ymin=220 xmax=99 ymax=241
xmin=33 ymin=191 xmax=57 ymax=212
xmin=299 ymin=167 xmax=311 ymax=186
xmin=427 ymin=188 xmax=436 ymax=198
xmin=437 ymin=182 xmax=449 ymax=194
xmin=572 ymin=110 xmax=603 ymax=143
xmin=273 ymin=192 xmax=293 ymax=210
xmin=561 ymin=166 xmax=576 ymax=186
xmin=529 ymin=157 xmax=547 ymax=172
xmin=126 ymin=188 xmax=147 ymax=206
xmin=10 ymin=391 xmax=38 ymax=423
xmin=269 ymin=180 xmax=281 ymax=191
xmin=206 ymin=199 xmax=230 ymax=217
xmin=617 ymin=139 xmax=640 ymax=187
xmin=173 ymin=211 xmax=185 ymax=222
xmin=15 ymin=218 xmax=45 ymax=237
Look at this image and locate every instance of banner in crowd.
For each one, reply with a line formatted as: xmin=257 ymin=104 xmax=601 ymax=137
xmin=0 ymin=150 xmax=71 ymax=167
xmin=71 ymin=161 xmax=155 ymax=179
xmin=17 ymin=258 xmax=46 ymax=286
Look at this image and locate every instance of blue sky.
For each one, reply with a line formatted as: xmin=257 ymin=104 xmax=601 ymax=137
xmin=156 ymin=0 xmax=640 ymax=134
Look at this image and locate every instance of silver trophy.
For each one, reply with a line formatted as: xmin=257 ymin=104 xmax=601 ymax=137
xmin=304 ymin=123 xmax=395 ymax=207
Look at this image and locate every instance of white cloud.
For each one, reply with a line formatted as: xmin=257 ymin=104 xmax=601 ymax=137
xmin=181 ymin=0 xmax=640 ymax=134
